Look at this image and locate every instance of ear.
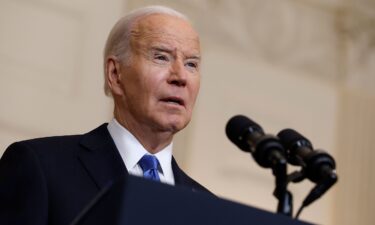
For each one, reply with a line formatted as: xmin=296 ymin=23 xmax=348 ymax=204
xmin=106 ymin=56 xmax=124 ymax=96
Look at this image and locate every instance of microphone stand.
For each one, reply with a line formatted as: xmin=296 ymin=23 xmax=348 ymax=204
xmin=270 ymin=155 xmax=293 ymax=217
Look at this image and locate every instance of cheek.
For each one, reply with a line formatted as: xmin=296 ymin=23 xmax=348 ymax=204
xmin=190 ymin=78 xmax=200 ymax=102
xmin=143 ymin=68 xmax=167 ymax=90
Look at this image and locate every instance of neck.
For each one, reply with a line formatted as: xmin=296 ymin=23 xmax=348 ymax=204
xmin=114 ymin=108 xmax=173 ymax=154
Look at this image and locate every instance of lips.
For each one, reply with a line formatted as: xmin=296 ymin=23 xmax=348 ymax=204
xmin=160 ymin=96 xmax=185 ymax=107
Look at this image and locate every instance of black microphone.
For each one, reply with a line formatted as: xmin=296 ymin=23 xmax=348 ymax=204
xmin=277 ymin=128 xmax=338 ymax=208
xmin=277 ymin=129 xmax=337 ymax=183
xmin=226 ymin=115 xmax=286 ymax=169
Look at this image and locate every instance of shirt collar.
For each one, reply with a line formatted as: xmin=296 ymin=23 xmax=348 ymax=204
xmin=107 ymin=118 xmax=173 ymax=175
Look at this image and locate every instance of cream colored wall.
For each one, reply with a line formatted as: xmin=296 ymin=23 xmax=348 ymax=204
xmin=1 ymin=0 xmax=375 ymax=224
xmin=0 ymin=0 xmax=122 ymax=149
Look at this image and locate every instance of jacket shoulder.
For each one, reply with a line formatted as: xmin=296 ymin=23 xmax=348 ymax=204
xmin=3 ymin=123 xmax=109 ymax=156
xmin=172 ymin=157 xmax=214 ymax=195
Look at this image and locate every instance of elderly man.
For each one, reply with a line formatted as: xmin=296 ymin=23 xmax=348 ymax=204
xmin=0 ymin=5 xmax=209 ymax=225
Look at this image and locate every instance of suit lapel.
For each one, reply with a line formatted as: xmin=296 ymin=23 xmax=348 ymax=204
xmin=172 ymin=157 xmax=213 ymax=194
xmin=172 ymin=157 xmax=196 ymax=191
xmin=78 ymin=124 xmax=127 ymax=190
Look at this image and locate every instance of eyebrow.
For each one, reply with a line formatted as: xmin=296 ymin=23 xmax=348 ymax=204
xmin=150 ymin=46 xmax=201 ymax=61
xmin=151 ymin=46 xmax=173 ymax=53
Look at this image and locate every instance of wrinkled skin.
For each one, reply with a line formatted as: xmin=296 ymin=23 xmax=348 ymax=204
xmin=106 ymin=14 xmax=201 ymax=153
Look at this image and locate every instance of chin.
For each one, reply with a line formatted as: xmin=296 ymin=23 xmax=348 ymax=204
xmin=162 ymin=117 xmax=190 ymax=134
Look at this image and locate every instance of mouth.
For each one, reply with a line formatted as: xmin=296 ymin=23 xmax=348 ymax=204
xmin=160 ymin=96 xmax=185 ymax=107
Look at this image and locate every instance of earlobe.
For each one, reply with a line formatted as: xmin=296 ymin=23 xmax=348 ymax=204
xmin=106 ymin=56 xmax=124 ymax=96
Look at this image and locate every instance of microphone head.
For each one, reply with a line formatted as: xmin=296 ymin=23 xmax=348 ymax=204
xmin=277 ymin=128 xmax=313 ymax=150
xmin=225 ymin=115 xmax=263 ymax=152
xmin=279 ymin=129 xmax=337 ymax=184
xmin=277 ymin=128 xmax=313 ymax=166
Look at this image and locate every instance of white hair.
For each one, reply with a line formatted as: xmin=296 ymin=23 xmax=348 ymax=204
xmin=103 ymin=5 xmax=190 ymax=96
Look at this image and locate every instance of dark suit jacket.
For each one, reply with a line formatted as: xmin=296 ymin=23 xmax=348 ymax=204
xmin=0 ymin=124 xmax=210 ymax=225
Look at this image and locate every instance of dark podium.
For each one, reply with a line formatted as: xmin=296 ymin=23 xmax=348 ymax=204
xmin=71 ymin=175 xmax=313 ymax=225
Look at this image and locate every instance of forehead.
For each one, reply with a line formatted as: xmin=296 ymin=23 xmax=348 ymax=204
xmin=130 ymin=14 xmax=200 ymax=54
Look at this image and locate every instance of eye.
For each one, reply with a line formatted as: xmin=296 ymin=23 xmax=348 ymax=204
xmin=185 ymin=61 xmax=199 ymax=70
xmin=154 ymin=54 xmax=169 ymax=62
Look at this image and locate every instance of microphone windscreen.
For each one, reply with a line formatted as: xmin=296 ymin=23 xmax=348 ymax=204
xmin=225 ymin=115 xmax=262 ymax=150
xmin=277 ymin=129 xmax=310 ymax=149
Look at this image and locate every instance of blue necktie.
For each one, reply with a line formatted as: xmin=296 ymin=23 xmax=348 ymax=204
xmin=138 ymin=154 xmax=160 ymax=182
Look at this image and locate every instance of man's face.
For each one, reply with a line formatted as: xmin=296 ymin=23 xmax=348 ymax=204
xmin=115 ymin=14 xmax=201 ymax=134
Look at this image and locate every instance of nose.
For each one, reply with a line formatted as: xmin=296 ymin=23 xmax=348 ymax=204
xmin=167 ymin=60 xmax=187 ymax=87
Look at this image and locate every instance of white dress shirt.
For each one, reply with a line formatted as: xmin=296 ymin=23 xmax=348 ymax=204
xmin=107 ymin=119 xmax=175 ymax=185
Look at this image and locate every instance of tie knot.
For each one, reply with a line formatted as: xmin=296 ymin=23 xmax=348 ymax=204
xmin=138 ymin=154 xmax=160 ymax=182
xmin=139 ymin=154 xmax=159 ymax=172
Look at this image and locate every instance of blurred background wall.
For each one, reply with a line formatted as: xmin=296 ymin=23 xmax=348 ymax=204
xmin=1 ymin=0 xmax=374 ymax=224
